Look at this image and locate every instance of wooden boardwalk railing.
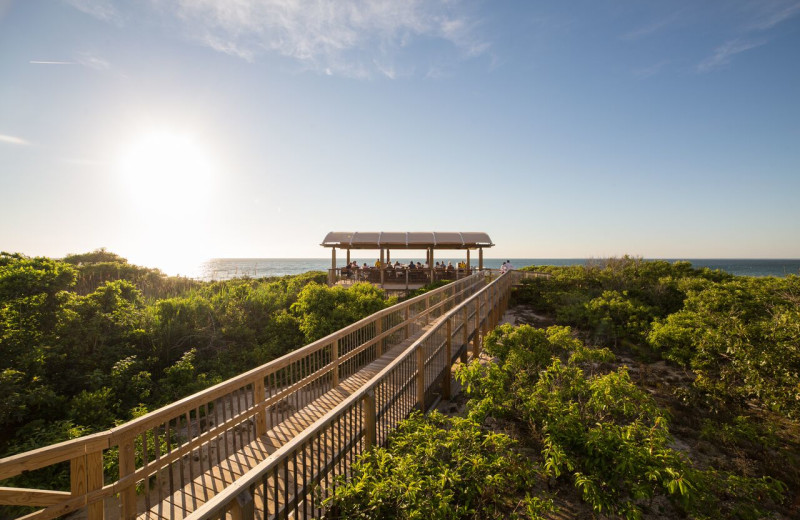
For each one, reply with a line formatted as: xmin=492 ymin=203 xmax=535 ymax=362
xmin=182 ymin=271 xmax=516 ymax=520
xmin=0 ymin=273 xmax=498 ymax=520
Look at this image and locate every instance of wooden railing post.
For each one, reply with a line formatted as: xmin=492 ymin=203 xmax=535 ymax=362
xmin=70 ymin=454 xmax=87 ymax=511
xmin=87 ymin=450 xmax=104 ymax=520
xmin=404 ymin=305 xmax=410 ymax=339
xmin=416 ymin=346 xmax=425 ymax=412
xmin=442 ymin=318 xmax=452 ymax=400
xmin=482 ymin=293 xmax=490 ymax=339
xmin=363 ymin=391 xmax=377 ymax=450
xmin=229 ymin=488 xmax=255 ymax=520
xmin=119 ymin=437 xmax=137 ymax=520
xmin=461 ymin=306 xmax=468 ymax=363
xmin=71 ymin=451 xmax=105 ymax=520
xmin=473 ymin=298 xmax=481 ymax=358
xmin=254 ymin=376 xmax=267 ymax=436
xmin=425 ymin=295 xmax=430 ymax=324
xmin=376 ymin=316 xmax=383 ymax=356
xmin=332 ymin=339 xmax=340 ymax=387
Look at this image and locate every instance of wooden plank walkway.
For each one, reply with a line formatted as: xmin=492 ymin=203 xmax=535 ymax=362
xmin=138 ymin=327 xmax=430 ymax=520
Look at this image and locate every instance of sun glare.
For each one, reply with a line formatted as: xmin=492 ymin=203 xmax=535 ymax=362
xmin=116 ymin=130 xmax=214 ymax=218
xmin=114 ymin=129 xmax=217 ymax=275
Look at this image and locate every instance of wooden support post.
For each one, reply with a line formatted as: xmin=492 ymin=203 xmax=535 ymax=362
xmin=479 ymin=248 xmax=483 ymax=271
xmin=346 ymin=248 xmax=350 ymax=265
xmin=461 ymin=306 xmax=468 ymax=363
xmin=70 ymin=454 xmax=86 ymax=499
xmin=363 ymin=391 xmax=377 ymax=450
xmin=380 ymin=248 xmax=385 ymax=286
xmin=119 ymin=437 xmax=136 ymax=520
xmin=473 ymin=298 xmax=481 ymax=358
xmin=329 ymin=248 xmax=336 ymax=286
xmin=429 ymin=247 xmax=434 ymax=283
xmin=72 ymin=451 xmax=104 ymax=520
xmin=254 ymin=377 xmax=267 ymax=436
xmin=482 ymin=294 xmax=489 ymax=339
xmin=229 ymin=488 xmax=255 ymax=520
xmin=442 ymin=318 xmax=452 ymax=399
xmin=417 ymin=346 xmax=425 ymax=411
xmin=376 ymin=316 xmax=383 ymax=356
xmin=466 ymin=249 xmax=471 ymax=273
xmin=332 ymin=339 xmax=339 ymax=387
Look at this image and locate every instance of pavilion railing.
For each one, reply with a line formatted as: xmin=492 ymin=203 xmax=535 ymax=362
xmin=0 ymin=273 xmax=487 ymax=520
xmin=182 ymin=271 xmax=517 ymax=520
xmin=328 ymin=267 xmax=476 ymax=288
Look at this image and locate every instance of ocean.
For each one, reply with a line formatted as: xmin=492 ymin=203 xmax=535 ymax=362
xmin=186 ymin=258 xmax=800 ymax=281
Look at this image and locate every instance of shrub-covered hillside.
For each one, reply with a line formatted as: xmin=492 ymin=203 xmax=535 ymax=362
xmin=0 ymin=250 xmax=393 ymax=484
xmin=327 ymin=258 xmax=799 ymax=519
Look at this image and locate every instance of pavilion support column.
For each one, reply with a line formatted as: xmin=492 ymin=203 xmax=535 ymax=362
xmin=479 ymin=248 xmax=484 ymax=271
xmin=430 ymin=247 xmax=435 ymax=283
xmin=346 ymin=249 xmax=350 ymax=265
xmin=387 ymin=249 xmax=391 ymax=263
xmin=380 ymin=248 xmax=385 ymax=287
xmin=330 ymin=248 xmax=336 ymax=286
xmin=467 ymin=249 xmax=471 ymax=274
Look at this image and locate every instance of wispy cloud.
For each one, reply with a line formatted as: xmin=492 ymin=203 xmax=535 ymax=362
xmin=162 ymin=0 xmax=487 ymax=78
xmin=746 ymin=0 xmax=800 ymax=31
xmin=30 ymin=54 xmax=110 ymax=70
xmin=696 ymin=1 xmax=800 ymax=73
xmin=633 ymin=60 xmax=670 ymax=79
xmin=62 ymin=0 xmax=119 ymax=23
xmin=75 ymin=53 xmax=110 ymax=70
xmin=30 ymin=60 xmax=75 ymax=65
xmin=0 ymin=134 xmax=31 ymax=146
xmin=697 ymin=39 xmax=766 ymax=73
xmin=621 ymin=11 xmax=683 ymax=41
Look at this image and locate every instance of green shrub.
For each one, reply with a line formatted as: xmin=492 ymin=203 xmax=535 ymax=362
xmin=324 ymin=411 xmax=552 ymax=519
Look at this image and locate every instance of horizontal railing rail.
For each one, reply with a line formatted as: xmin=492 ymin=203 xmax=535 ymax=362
xmin=0 ymin=273 xmax=487 ymax=520
xmin=183 ymin=271 xmax=517 ymax=520
xmin=328 ymin=266 xmax=476 ymax=288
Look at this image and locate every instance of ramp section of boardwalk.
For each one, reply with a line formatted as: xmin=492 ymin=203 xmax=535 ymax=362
xmin=0 ymin=273 xmax=495 ymax=520
xmin=185 ymin=271 xmax=515 ymax=520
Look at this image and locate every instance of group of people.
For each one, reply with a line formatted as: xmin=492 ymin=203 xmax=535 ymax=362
xmin=500 ymin=260 xmax=515 ymax=273
xmin=343 ymin=260 xmax=470 ymax=270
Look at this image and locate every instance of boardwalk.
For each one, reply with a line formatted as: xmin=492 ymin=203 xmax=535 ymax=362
xmin=0 ymin=271 xmax=528 ymax=520
xmin=140 ymin=327 xmax=429 ymax=520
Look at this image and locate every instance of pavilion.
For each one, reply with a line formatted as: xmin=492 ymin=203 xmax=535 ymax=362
xmin=321 ymin=231 xmax=494 ymax=289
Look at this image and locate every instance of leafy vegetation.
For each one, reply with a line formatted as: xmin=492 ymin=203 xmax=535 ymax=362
xmin=328 ymin=258 xmax=798 ymax=519
xmin=0 ymin=250 xmax=389 ymax=491
xmin=324 ymin=411 xmax=554 ymax=519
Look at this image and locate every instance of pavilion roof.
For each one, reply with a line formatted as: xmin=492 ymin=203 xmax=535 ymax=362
xmin=321 ymin=232 xmax=494 ymax=250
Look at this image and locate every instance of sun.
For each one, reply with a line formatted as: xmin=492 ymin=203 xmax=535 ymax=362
xmin=114 ymin=129 xmax=218 ymax=275
xmin=116 ymin=130 xmax=214 ymax=219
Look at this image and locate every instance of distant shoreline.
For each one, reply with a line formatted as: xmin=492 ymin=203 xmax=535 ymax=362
xmin=186 ymin=258 xmax=800 ymax=281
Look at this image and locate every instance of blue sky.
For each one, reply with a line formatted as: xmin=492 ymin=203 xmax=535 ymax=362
xmin=1 ymin=0 xmax=799 ymax=274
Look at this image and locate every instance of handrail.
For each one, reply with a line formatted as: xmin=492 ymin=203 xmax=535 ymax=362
xmin=0 ymin=273 xmax=486 ymax=520
xmin=184 ymin=271 xmax=518 ymax=520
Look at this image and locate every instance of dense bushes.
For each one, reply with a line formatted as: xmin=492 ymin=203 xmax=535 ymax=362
xmin=328 ymin=323 xmax=786 ymax=519
xmin=0 ymin=251 xmax=383 ymax=469
xmin=324 ymin=411 xmax=552 ymax=519
xmin=517 ymin=259 xmax=800 ymax=421
xmin=648 ymin=276 xmax=800 ymax=419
